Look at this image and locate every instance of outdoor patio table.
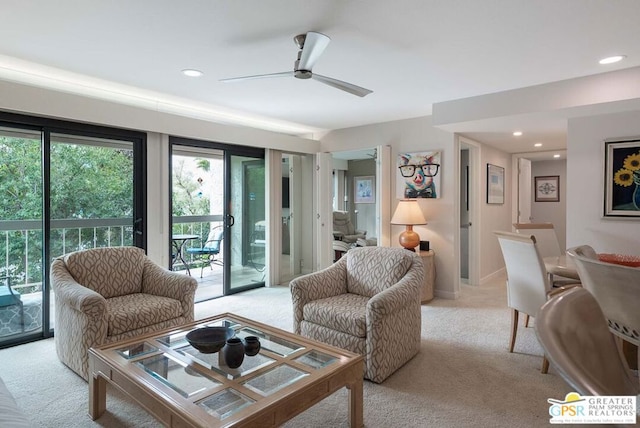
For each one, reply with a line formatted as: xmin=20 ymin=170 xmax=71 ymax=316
xmin=172 ymin=234 xmax=199 ymax=275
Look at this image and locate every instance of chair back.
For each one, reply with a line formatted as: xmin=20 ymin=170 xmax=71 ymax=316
xmin=0 ymin=276 xmax=21 ymax=307
xmin=333 ymin=211 xmax=355 ymax=235
xmin=495 ymin=231 xmax=549 ymax=317
xmin=536 ymin=287 xmax=639 ymax=396
xmin=61 ymin=246 xmax=145 ymax=298
xmin=345 ymin=246 xmax=419 ymax=297
xmin=567 ymin=245 xmax=640 ymax=346
xmin=513 ymin=223 xmax=562 ymax=258
xmin=204 ymin=227 xmax=224 ymax=251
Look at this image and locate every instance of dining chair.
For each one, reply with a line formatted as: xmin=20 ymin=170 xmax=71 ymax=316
xmin=567 ymin=245 xmax=640 ymax=370
xmin=494 ymin=231 xmax=577 ymax=373
xmin=513 ymin=223 xmax=580 ymax=287
xmin=535 ymin=287 xmax=640 ymax=397
xmin=512 ymin=223 xmax=562 ymax=258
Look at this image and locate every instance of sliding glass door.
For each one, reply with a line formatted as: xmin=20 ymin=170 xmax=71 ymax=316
xmin=170 ymin=138 xmax=265 ymax=299
xmin=0 ymin=128 xmax=43 ymax=344
xmin=227 ymin=154 xmax=265 ymax=294
xmin=0 ymin=113 xmax=145 ymax=348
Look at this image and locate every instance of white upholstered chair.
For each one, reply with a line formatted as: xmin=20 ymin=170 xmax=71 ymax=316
xmin=567 ymin=245 xmax=640 ymax=369
xmin=536 ymin=287 xmax=639 ymax=398
xmin=512 ymin=223 xmax=562 ymax=258
xmin=513 ymin=222 xmax=580 ymax=287
xmin=51 ymin=246 xmax=197 ymax=380
xmin=494 ymin=231 xmax=577 ymax=373
xmin=290 ymin=246 xmax=423 ymax=383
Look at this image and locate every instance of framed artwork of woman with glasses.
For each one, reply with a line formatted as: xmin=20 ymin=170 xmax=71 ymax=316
xmin=397 ymin=151 xmax=441 ymax=198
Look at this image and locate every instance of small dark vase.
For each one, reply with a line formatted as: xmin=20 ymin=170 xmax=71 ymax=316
xmin=243 ymin=336 xmax=261 ymax=356
xmin=222 ymin=337 xmax=245 ymax=369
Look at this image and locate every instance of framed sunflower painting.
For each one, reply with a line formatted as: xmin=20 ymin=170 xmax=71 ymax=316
xmin=604 ymin=139 xmax=640 ymax=218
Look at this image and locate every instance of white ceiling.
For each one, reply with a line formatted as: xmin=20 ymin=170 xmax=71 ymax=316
xmin=1 ymin=0 xmax=640 ymax=155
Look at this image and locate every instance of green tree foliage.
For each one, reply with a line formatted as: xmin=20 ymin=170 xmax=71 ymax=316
xmin=50 ymin=142 xmax=133 ymax=219
xmin=172 ymin=157 xmax=211 ymax=216
xmin=0 ymin=137 xmax=135 ymax=284
xmin=0 ymin=139 xmax=42 ymax=220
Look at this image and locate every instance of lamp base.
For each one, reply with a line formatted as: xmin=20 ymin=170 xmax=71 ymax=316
xmin=398 ymin=226 xmax=420 ymax=251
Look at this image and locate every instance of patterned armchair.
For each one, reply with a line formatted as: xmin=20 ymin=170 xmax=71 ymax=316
xmin=291 ymin=246 xmax=423 ymax=383
xmin=51 ymin=246 xmax=197 ymax=380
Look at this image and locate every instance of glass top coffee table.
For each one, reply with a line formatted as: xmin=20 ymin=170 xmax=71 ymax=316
xmin=88 ymin=313 xmax=364 ymax=427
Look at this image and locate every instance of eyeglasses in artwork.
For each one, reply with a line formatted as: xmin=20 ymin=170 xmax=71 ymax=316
xmin=397 ymin=151 xmax=441 ymax=199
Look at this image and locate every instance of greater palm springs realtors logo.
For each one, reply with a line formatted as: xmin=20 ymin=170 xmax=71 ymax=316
xmin=548 ymin=392 xmax=637 ymax=424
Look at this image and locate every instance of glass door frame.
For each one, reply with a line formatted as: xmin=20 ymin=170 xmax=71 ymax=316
xmin=0 ymin=111 xmax=146 ymax=347
xmin=169 ymin=137 xmax=265 ymax=298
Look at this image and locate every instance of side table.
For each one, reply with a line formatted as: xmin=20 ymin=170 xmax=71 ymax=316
xmin=418 ymin=250 xmax=436 ymax=303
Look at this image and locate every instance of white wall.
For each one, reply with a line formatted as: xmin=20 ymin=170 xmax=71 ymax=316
xmin=321 ymin=116 xmax=459 ymax=298
xmin=479 ymin=145 xmax=513 ymax=279
xmin=567 ymin=111 xmax=640 ymax=253
xmin=531 ymin=160 xmax=567 ymax=250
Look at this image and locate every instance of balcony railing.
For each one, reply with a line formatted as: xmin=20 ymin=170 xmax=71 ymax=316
xmin=0 ymin=216 xmax=223 ymax=292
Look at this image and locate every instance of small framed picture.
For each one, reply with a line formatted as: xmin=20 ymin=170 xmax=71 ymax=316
xmin=535 ymin=176 xmax=560 ymax=202
xmin=486 ymin=164 xmax=504 ymax=204
xmin=354 ymin=176 xmax=375 ymax=204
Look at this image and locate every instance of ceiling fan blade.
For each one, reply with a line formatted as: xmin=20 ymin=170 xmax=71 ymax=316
xmin=298 ymin=32 xmax=330 ymax=70
xmin=220 ymin=71 xmax=293 ymax=82
xmin=312 ymin=73 xmax=373 ymax=97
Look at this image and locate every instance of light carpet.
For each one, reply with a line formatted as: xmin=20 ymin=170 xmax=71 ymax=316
xmin=0 ymin=274 xmax=576 ymax=427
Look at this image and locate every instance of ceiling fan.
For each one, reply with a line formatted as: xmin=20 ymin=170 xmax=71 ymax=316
xmin=221 ymin=31 xmax=373 ymax=97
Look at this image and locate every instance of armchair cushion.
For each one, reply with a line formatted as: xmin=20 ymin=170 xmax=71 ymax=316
xmin=302 ymin=293 xmax=368 ymax=337
xmin=106 ymin=293 xmax=183 ymax=336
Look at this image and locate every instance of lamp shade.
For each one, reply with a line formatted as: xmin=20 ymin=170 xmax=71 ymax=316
xmin=391 ymin=200 xmax=427 ymax=225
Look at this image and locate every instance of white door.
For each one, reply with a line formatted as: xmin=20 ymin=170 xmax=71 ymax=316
xmin=518 ymin=158 xmax=532 ymax=223
xmin=316 ymin=152 xmax=334 ymax=269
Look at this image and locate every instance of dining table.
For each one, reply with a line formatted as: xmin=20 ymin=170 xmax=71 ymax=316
xmin=171 ymin=234 xmax=199 ymax=275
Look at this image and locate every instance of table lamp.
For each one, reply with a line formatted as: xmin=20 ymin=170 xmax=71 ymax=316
xmin=390 ymin=200 xmax=427 ymax=251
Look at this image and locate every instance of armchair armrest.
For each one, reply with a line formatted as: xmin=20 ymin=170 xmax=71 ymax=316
xmin=290 ymin=257 xmax=349 ymax=333
xmin=367 ymin=260 xmax=423 ymax=318
xmin=50 ymin=259 xmax=107 ymax=317
xmin=355 ymin=229 xmax=367 ymax=236
xmin=142 ymin=258 xmax=198 ymax=320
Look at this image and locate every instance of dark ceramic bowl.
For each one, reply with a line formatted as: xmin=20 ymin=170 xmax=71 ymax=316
xmin=186 ymin=326 xmax=235 ymax=353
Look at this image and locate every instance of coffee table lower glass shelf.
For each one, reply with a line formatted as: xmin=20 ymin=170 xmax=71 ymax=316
xmin=88 ymin=313 xmax=363 ymax=427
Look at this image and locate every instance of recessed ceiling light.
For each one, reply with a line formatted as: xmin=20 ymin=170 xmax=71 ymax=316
xmin=513 ymin=131 xmax=523 ymax=136
xmin=182 ymin=69 xmax=203 ymax=77
xmin=534 ymin=143 xmax=542 ymax=147
xmin=553 ymin=154 xmax=561 ymax=158
xmin=599 ymin=55 xmax=626 ymax=65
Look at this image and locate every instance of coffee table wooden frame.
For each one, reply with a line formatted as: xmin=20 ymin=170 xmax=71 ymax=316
xmin=88 ymin=313 xmax=364 ymax=427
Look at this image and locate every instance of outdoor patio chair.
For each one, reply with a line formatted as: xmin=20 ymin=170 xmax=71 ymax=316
xmin=186 ymin=226 xmax=224 ymax=278
xmin=0 ymin=276 xmax=24 ymax=333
